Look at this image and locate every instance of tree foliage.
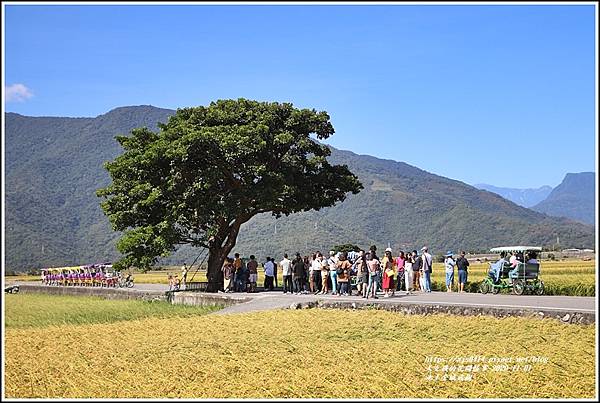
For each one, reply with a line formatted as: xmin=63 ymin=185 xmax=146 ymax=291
xmin=97 ymin=99 xmax=363 ymax=274
xmin=332 ymin=244 xmax=362 ymax=253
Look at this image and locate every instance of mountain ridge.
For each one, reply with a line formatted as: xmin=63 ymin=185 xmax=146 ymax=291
xmin=474 ymin=183 xmax=553 ymax=208
xmin=4 ymin=105 xmax=595 ymax=269
xmin=532 ymin=172 xmax=595 ymax=225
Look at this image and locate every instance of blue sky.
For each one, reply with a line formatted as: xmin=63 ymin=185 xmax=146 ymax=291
xmin=4 ymin=3 xmax=597 ymax=188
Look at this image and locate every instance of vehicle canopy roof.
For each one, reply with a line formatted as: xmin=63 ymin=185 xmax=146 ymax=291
xmin=490 ymin=246 xmax=543 ymax=253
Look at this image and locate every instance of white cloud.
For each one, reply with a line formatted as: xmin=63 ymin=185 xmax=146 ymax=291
xmin=5 ymin=83 xmax=34 ymax=102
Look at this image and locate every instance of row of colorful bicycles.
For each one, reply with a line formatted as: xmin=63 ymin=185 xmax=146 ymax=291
xmin=41 ymin=264 xmax=134 ymax=288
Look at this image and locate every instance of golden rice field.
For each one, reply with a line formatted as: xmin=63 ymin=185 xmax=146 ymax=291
xmin=7 ymin=259 xmax=596 ymax=296
xmin=4 ymin=293 xmax=596 ymax=398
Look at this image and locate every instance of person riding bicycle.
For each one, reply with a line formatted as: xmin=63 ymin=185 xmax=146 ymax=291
xmin=488 ymin=252 xmax=508 ymax=284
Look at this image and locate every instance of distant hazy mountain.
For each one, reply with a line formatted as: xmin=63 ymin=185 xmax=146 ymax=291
xmin=4 ymin=106 xmax=595 ymax=270
xmin=474 ymin=184 xmax=553 ymax=208
xmin=532 ymin=172 xmax=595 ymax=225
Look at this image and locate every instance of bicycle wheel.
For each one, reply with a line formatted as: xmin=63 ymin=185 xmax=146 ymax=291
xmin=513 ymin=280 xmax=525 ymax=295
xmin=479 ymin=281 xmax=490 ymax=294
xmin=535 ymin=280 xmax=544 ymax=295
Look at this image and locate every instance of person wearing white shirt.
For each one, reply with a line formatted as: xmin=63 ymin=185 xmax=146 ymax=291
xmin=264 ymin=257 xmax=275 ymax=291
xmin=280 ymin=254 xmax=293 ymax=294
xmin=328 ymin=250 xmax=339 ymax=295
xmin=310 ymin=254 xmax=321 ymax=293
xmin=444 ymin=251 xmax=456 ymax=292
xmin=421 ymin=246 xmax=433 ymax=293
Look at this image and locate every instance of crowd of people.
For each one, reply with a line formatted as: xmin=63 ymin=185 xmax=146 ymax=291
xmin=41 ymin=264 xmax=133 ymax=288
xmin=214 ymin=246 xmax=473 ymax=296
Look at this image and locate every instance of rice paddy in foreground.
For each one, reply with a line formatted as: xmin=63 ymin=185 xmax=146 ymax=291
xmin=4 ymin=294 xmax=596 ymax=398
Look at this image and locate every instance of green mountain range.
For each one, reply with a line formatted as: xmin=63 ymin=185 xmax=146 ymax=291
xmin=532 ymin=172 xmax=595 ymax=225
xmin=4 ymin=106 xmax=595 ymax=270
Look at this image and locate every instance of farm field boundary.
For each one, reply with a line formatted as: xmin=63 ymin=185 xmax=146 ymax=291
xmin=10 ymin=283 xmax=596 ymax=324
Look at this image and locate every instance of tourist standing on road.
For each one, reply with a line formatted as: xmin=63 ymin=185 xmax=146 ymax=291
xmin=264 ymin=257 xmax=275 ymax=291
xmin=335 ymin=252 xmax=352 ymax=296
xmin=292 ymin=253 xmax=305 ymax=294
xmin=444 ymin=251 xmax=456 ymax=292
xmin=222 ymin=258 xmax=235 ymax=293
xmin=280 ymin=254 xmax=293 ymax=294
xmin=233 ymin=253 xmax=243 ymax=292
xmin=314 ymin=251 xmax=323 ymax=292
xmin=273 ymin=257 xmax=279 ymax=288
xmin=354 ymin=250 xmax=368 ymax=297
xmin=421 ymin=247 xmax=433 ymax=293
xmin=302 ymin=256 xmax=311 ymax=294
xmin=382 ymin=248 xmax=395 ymax=297
xmin=404 ymin=252 xmax=414 ymax=294
xmin=328 ymin=251 xmax=339 ymax=295
xmin=413 ymin=250 xmax=423 ymax=291
xmin=310 ymin=253 xmax=323 ymax=293
xmin=181 ymin=263 xmax=188 ymax=290
xmin=366 ymin=252 xmax=380 ymax=299
xmin=395 ymin=251 xmax=406 ymax=293
xmin=319 ymin=254 xmax=330 ymax=294
xmin=239 ymin=259 xmax=249 ymax=292
xmin=456 ymin=251 xmax=470 ymax=293
xmin=247 ymin=255 xmax=258 ymax=293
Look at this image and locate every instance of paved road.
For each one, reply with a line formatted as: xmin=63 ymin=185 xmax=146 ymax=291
xmin=9 ymin=281 xmax=596 ymax=315
xmin=211 ymin=290 xmax=596 ymax=315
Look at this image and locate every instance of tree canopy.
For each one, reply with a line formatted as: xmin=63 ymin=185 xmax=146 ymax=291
xmin=97 ymin=99 xmax=363 ymax=283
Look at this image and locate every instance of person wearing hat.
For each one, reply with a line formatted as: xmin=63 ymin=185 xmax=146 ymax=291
xmin=444 ymin=251 xmax=456 ymax=292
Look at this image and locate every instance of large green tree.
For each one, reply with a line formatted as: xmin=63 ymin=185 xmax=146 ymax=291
xmin=97 ymin=99 xmax=362 ymax=291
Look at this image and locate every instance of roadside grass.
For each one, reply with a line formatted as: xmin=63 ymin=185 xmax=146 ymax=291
xmin=4 ymin=307 xmax=595 ymax=398
xmin=4 ymin=294 xmax=221 ymax=329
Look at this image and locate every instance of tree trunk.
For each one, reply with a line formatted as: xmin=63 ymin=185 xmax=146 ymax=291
xmin=206 ymin=250 xmax=225 ymax=292
xmin=205 ymin=221 xmax=244 ymax=292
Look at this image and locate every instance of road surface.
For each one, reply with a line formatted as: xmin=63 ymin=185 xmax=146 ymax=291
xmin=8 ymin=281 xmax=595 ymax=316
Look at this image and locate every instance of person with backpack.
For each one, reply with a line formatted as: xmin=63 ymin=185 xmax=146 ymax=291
xmin=335 ymin=252 xmax=352 ymax=296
